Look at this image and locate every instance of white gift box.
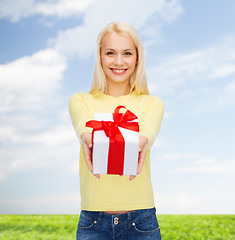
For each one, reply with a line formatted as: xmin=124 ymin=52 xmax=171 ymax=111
xmin=92 ymin=113 xmax=139 ymax=175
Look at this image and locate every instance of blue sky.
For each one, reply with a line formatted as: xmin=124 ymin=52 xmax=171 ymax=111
xmin=0 ymin=0 xmax=235 ymax=214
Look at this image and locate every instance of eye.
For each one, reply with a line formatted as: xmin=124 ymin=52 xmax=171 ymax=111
xmin=107 ymin=51 xmax=114 ymax=55
xmin=124 ymin=52 xmax=132 ymax=55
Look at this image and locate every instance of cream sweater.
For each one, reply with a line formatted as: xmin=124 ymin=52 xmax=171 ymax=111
xmin=68 ymin=90 xmax=164 ymax=211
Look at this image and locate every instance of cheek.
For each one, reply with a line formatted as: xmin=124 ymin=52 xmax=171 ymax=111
xmin=101 ymin=56 xmax=111 ymax=68
xmin=128 ymin=57 xmax=137 ymax=69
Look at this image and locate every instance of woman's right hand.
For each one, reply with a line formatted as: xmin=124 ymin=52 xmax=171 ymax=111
xmin=81 ymin=132 xmax=100 ymax=180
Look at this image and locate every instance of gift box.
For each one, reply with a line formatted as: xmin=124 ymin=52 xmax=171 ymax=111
xmin=86 ymin=106 xmax=139 ymax=175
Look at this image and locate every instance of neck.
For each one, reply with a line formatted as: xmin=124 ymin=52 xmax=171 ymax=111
xmin=106 ymin=81 xmax=131 ymax=98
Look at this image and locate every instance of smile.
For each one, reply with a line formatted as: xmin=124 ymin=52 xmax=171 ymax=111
xmin=110 ymin=68 xmax=127 ymax=75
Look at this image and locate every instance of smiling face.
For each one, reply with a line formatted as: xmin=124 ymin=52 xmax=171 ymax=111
xmin=100 ymin=32 xmax=138 ymax=90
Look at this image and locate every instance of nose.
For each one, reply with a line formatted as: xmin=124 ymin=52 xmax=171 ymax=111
xmin=114 ymin=54 xmax=124 ymax=66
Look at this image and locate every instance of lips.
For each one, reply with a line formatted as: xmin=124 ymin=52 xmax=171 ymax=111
xmin=110 ymin=68 xmax=127 ymax=75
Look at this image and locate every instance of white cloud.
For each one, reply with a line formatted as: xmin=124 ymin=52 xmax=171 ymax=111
xmin=155 ymin=192 xmax=202 ymax=214
xmin=0 ymin=18 xmax=73 ymax=185
xmin=0 ymin=133 xmax=80 ymax=182
xmin=0 ymin=123 xmax=75 ymax=145
xmin=0 ymin=0 xmax=34 ymax=22
xmin=147 ymin=36 xmax=235 ymax=114
xmin=0 ymin=126 xmax=19 ymax=143
xmin=0 ymin=0 xmax=182 ymax=26
xmin=155 ymin=152 xmax=235 ymax=173
xmin=171 ymin=159 xmax=235 ymax=174
xmin=0 ymin=0 xmax=95 ymax=22
xmin=207 ymin=63 xmax=235 ymax=79
xmin=35 ymin=0 xmax=95 ymax=18
xmin=155 ymin=191 xmax=235 ymax=214
xmin=26 ymin=125 xmax=75 ymax=146
xmin=0 ymin=192 xmax=81 ymax=214
xmin=50 ymin=0 xmax=183 ymax=58
xmin=158 ymin=153 xmax=198 ymax=161
xmin=0 ymin=48 xmax=66 ymax=112
xmin=217 ymin=80 xmax=235 ymax=106
xmin=195 ymin=157 xmax=215 ymax=165
xmin=152 ymin=137 xmax=168 ymax=148
xmin=148 ymin=39 xmax=235 ymax=95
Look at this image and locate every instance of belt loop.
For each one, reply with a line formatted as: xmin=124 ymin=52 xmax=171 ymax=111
xmin=127 ymin=210 xmax=132 ymax=223
xmin=97 ymin=211 xmax=103 ymax=223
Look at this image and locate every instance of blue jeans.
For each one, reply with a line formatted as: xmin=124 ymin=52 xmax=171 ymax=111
xmin=76 ymin=207 xmax=161 ymax=240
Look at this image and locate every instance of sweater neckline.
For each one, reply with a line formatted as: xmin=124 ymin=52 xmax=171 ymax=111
xmin=97 ymin=90 xmax=136 ymax=100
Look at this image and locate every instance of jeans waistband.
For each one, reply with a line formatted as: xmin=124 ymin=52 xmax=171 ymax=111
xmin=81 ymin=207 xmax=156 ymax=227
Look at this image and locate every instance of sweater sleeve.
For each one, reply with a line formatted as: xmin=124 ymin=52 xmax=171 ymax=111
xmin=68 ymin=93 xmax=93 ymax=143
xmin=139 ymin=96 xmax=165 ymax=149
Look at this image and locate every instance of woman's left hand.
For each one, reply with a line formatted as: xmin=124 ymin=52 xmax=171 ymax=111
xmin=129 ymin=136 xmax=148 ymax=181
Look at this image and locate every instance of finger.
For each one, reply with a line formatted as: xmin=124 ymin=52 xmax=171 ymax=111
xmin=139 ymin=136 xmax=148 ymax=151
xmin=94 ymin=174 xmax=100 ymax=180
xmin=139 ymin=142 xmax=143 ymax=152
xmin=129 ymin=175 xmax=136 ymax=181
xmin=137 ymin=147 xmax=146 ymax=175
xmin=83 ymin=144 xmax=93 ymax=173
xmin=85 ymin=158 xmax=93 ymax=173
xmin=84 ymin=151 xmax=93 ymax=172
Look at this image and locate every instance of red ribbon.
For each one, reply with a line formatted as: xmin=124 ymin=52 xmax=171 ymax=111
xmin=86 ymin=106 xmax=139 ymax=175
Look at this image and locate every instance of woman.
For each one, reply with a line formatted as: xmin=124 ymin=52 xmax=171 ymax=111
xmin=69 ymin=22 xmax=164 ymax=240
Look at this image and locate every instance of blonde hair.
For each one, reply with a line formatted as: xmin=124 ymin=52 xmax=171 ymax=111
xmin=90 ymin=22 xmax=149 ymax=95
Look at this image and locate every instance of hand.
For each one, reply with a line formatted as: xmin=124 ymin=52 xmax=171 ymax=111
xmin=81 ymin=132 xmax=100 ymax=180
xmin=129 ymin=136 xmax=148 ymax=181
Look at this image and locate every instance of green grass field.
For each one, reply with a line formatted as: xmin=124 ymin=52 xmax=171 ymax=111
xmin=0 ymin=215 xmax=234 ymax=239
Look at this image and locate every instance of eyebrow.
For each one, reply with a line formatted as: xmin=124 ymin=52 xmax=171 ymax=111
xmin=105 ymin=48 xmax=134 ymax=51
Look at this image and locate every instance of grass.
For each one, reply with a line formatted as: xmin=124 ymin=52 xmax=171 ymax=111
xmin=0 ymin=215 xmax=78 ymax=240
xmin=157 ymin=215 xmax=235 ymax=240
xmin=0 ymin=215 xmax=234 ymax=239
